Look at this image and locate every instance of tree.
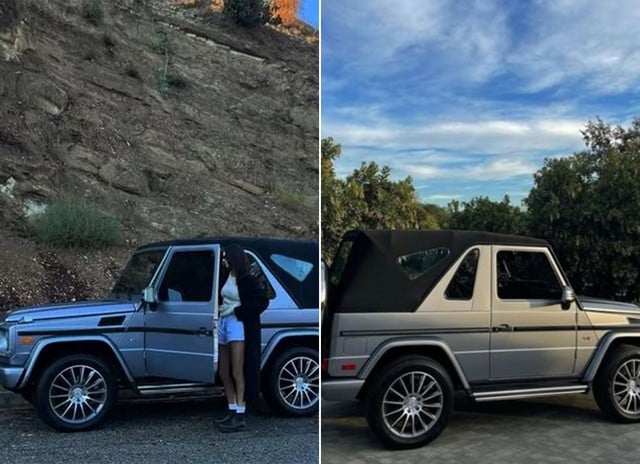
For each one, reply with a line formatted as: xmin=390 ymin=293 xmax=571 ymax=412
xmin=526 ymin=118 xmax=640 ymax=301
xmin=222 ymin=0 xmax=271 ymax=27
xmin=447 ymin=195 xmax=527 ymax=235
xmin=321 ymin=138 xmax=346 ymax=262
xmin=321 ymin=138 xmax=440 ymax=262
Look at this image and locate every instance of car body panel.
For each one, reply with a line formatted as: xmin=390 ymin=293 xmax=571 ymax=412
xmin=1 ymin=237 xmax=319 ymax=396
xmin=322 ymin=229 xmax=640 ymax=403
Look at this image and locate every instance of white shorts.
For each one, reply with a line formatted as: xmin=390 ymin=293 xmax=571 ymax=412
xmin=218 ymin=314 xmax=244 ymax=345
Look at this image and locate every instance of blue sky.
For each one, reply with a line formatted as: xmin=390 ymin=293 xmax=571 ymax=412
xmin=300 ymin=0 xmax=318 ymax=27
xmin=321 ymin=0 xmax=640 ymax=206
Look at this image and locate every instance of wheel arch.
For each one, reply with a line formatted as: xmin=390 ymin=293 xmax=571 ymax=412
xmin=260 ymin=329 xmax=318 ymax=372
xmin=18 ymin=336 xmax=134 ymax=391
xmin=357 ymin=338 xmax=470 ymax=401
xmin=582 ymin=332 xmax=640 ymax=383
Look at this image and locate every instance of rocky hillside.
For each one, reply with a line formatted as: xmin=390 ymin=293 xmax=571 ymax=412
xmin=0 ymin=0 xmax=318 ymax=311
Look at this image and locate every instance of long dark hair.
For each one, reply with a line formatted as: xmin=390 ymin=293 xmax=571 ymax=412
xmin=225 ymin=244 xmax=248 ymax=278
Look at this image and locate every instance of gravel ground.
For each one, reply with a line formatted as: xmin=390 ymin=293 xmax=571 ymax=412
xmin=321 ymin=393 xmax=640 ymax=464
xmin=0 ymin=396 xmax=318 ymax=463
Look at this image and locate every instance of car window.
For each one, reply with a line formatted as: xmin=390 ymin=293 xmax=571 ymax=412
xmin=110 ymin=249 xmax=165 ymax=300
xmin=247 ymin=253 xmax=276 ymax=300
xmin=270 ymin=254 xmax=314 ymax=282
xmin=496 ymin=250 xmax=562 ymax=300
xmin=158 ymin=250 xmax=214 ymax=302
xmin=445 ymin=249 xmax=479 ymax=300
xmin=397 ymin=248 xmax=450 ymax=280
xmin=330 ymin=239 xmax=353 ymax=286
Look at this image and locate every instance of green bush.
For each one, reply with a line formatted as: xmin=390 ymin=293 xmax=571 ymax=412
xmin=222 ymin=0 xmax=271 ymax=27
xmin=81 ymin=0 xmax=104 ymax=26
xmin=32 ymin=197 xmax=119 ymax=249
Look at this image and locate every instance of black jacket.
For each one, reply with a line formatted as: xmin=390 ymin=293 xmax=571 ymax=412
xmin=233 ymin=273 xmax=269 ymax=404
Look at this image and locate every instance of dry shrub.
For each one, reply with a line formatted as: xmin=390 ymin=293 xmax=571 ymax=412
xmin=271 ymin=0 xmax=298 ymax=25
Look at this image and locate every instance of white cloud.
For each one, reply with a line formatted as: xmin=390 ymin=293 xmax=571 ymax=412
xmin=324 ymin=116 xmax=585 ymax=156
xmin=509 ymin=1 xmax=640 ymax=93
xmin=323 ymin=0 xmax=509 ymax=82
xmin=324 ymin=0 xmax=640 ymax=95
xmin=394 ymin=156 xmax=536 ymax=181
xmin=322 ymin=0 xmax=640 ymax=203
xmin=423 ymin=193 xmax=464 ymax=201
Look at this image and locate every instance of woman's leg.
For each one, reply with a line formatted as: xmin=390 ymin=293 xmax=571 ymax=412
xmin=218 ymin=344 xmax=237 ymax=406
xmin=230 ymin=340 xmax=246 ymax=408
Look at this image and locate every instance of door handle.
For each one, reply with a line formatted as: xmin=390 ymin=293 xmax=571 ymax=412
xmin=197 ymin=327 xmax=212 ymax=336
xmin=493 ymin=324 xmax=513 ymax=332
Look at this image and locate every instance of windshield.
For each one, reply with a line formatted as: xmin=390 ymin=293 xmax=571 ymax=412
xmin=109 ymin=249 xmax=167 ymax=301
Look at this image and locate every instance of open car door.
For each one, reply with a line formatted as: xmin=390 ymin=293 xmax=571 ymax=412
xmin=143 ymin=245 xmax=220 ymax=383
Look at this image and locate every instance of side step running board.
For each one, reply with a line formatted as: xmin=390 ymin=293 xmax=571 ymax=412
xmin=137 ymin=383 xmax=223 ymax=397
xmin=472 ymin=385 xmax=589 ymax=402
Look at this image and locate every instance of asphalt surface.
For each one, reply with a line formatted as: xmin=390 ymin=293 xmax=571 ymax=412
xmin=321 ymin=393 xmax=640 ymax=464
xmin=0 ymin=395 xmax=318 ymax=463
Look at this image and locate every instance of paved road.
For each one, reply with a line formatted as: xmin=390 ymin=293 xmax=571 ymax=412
xmin=0 ymin=396 xmax=318 ymax=463
xmin=321 ymin=394 xmax=640 ymax=464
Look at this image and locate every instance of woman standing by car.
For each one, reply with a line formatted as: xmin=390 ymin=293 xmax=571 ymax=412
xmin=216 ymin=244 xmax=268 ymax=432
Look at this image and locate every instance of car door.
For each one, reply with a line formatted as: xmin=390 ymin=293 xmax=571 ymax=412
xmin=144 ymin=245 xmax=220 ymax=383
xmin=490 ymin=246 xmax=577 ymax=380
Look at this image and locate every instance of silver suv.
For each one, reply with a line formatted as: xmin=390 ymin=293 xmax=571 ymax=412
xmin=322 ymin=230 xmax=640 ymax=449
xmin=0 ymin=237 xmax=319 ymax=431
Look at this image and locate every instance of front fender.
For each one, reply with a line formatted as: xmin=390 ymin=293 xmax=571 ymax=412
xmin=582 ymin=331 xmax=640 ymax=383
xmin=17 ymin=335 xmax=135 ymax=389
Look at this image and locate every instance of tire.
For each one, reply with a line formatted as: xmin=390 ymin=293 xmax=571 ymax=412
xmin=365 ymin=356 xmax=454 ymax=450
xmin=263 ymin=346 xmax=319 ymax=417
xmin=34 ymin=354 xmax=117 ymax=432
xmin=593 ymin=344 xmax=640 ymax=423
xmin=20 ymin=387 xmax=34 ymax=404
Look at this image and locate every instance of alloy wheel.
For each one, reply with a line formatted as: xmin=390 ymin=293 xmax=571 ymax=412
xmin=48 ymin=364 xmax=108 ymax=424
xmin=278 ymin=355 xmax=319 ymax=411
xmin=381 ymin=371 xmax=443 ymax=439
xmin=613 ymin=358 xmax=640 ymax=415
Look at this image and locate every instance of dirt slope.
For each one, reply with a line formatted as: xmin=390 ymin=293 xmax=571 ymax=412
xmin=0 ymin=0 xmax=318 ymax=312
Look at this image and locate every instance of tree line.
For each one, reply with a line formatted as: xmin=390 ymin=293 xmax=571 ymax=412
xmin=322 ymin=118 xmax=640 ymax=302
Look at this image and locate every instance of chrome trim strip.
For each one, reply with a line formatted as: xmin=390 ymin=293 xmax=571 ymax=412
xmin=490 ymin=346 xmax=575 ymax=353
xmin=145 ymin=348 xmax=215 ymax=358
xmin=473 ymin=385 xmax=588 ymax=402
xmin=138 ymin=382 xmax=205 ymax=390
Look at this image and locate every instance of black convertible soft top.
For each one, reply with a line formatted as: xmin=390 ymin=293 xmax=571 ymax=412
xmin=329 ymin=229 xmax=549 ymax=313
xmin=137 ymin=237 xmax=318 ymax=309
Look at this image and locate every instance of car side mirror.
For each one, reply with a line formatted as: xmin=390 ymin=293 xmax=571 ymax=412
xmin=142 ymin=286 xmax=158 ymax=310
xmin=561 ymin=286 xmax=575 ymax=310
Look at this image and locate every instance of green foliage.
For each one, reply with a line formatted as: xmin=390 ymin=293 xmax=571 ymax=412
xmin=155 ymin=68 xmax=188 ymax=93
xmin=526 ymin=117 xmax=640 ymax=301
xmin=447 ymin=195 xmax=527 ymax=235
xmin=150 ymin=32 xmax=186 ymax=94
xmin=274 ymin=184 xmax=307 ymax=211
xmin=321 ymin=138 xmax=442 ymax=262
xmin=150 ymin=32 xmax=173 ymax=55
xmin=222 ymin=0 xmax=271 ymax=27
xmin=81 ymin=0 xmax=104 ymax=26
xmin=32 ymin=197 xmax=120 ymax=249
